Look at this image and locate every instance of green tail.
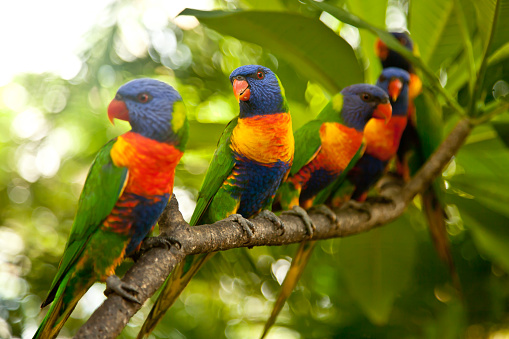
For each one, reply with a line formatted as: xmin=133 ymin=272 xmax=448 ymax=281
xmin=260 ymin=240 xmax=317 ymax=339
xmin=34 ymin=274 xmax=91 ymax=339
xmin=137 ymin=252 xmax=215 ymax=339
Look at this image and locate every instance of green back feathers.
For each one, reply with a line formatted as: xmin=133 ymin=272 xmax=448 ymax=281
xmin=42 ymin=140 xmax=128 ymax=307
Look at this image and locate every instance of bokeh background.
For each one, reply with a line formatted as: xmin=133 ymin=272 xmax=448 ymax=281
xmin=1 ymin=0 xmax=509 ymax=338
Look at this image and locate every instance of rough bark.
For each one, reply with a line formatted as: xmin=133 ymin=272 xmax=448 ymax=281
xmin=75 ymin=118 xmax=473 ymax=338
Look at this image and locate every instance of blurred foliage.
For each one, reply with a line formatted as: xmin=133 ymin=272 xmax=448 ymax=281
xmin=1 ymin=0 xmax=509 ymax=338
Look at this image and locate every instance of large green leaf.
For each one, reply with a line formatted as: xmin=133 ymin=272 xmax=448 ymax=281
xmin=336 ymin=210 xmax=418 ymax=324
xmin=346 ymin=0 xmax=387 ymax=84
xmin=446 ymin=125 xmax=509 ymax=271
xmin=410 ymin=0 xmax=454 ymax=66
xmin=448 ymin=194 xmax=509 ymax=273
xmin=180 ymin=9 xmax=363 ymax=94
xmin=409 ymin=0 xmax=476 ymax=72
xmin=472 ymin=0 xmax=509 ymax=56
xmin=414 ymin=90 xmax=444 ymax=159
xmin=307 ymin=0 xmax=465 ymax=115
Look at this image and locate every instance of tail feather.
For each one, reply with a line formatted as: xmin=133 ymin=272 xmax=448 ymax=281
xmin=422 ymin=189 xmax=462 ymax=294
xmin=34 ymin=275 xmax=90 ymax=339
xmin=137 ymin=252 xmax=215 ymax=339
xmin=260 ymin=241 xmax=317 ymax=339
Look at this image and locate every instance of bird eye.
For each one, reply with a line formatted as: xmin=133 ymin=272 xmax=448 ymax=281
xmin=400 ymin=37 xmax=407 ymax=45
xmin=137 ymin=93 xmax=152 ymax=103
xmin=256 ymin=71 xmax=264 ymax=79
xmin=379 ymin=75 xmax=386 ymax=82
xmin=361 ymin=93 xmax=372 ymax=101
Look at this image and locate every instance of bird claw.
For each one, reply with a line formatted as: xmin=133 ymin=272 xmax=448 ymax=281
xmin=141 ymin=235 xmax=182 ymax=251
xmin=367 ymin=195 xmax=395 ymax=206
xmin=310 ymin=204 xmax=337 ymax=224
xmin=341 ymin=200 xmax=371 ymax=220
xmin=104 ymin=275 xmax=141 ymax=304
xmin=282 ymin=205 xmax=315 ymax=237
xmin=129 ymin=236 xmax=182 ymax=262
xmin=257 ymin=209 xmax=286 ymax=235
xmin=227 ymin=214 xmax=255 ymax=238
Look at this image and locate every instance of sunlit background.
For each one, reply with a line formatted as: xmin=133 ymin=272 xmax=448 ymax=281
xmin=1 ymin=0 xmax=509 ymax=338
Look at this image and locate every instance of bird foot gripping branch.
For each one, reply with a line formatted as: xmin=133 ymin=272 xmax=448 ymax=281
xmin=257 ymin=209 xmax=286 ymax=235
xmin=226 ymin=213 xmax=256 ymax=238
xmin=104 ymin=275 xmax=141 ymax=304
xmin=282 ymin=205 xmax=316 ymax=236
xmin=309 ymin=204 xmax=338 ymax=227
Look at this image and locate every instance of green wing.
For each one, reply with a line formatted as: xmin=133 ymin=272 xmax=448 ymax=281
xmin=189 ymin=118 xmax=238 ymax=226
xmin=290 ymin=120 xmax=323 ymax=176
xmin=42 ymin=139 xmax=128 ymax=306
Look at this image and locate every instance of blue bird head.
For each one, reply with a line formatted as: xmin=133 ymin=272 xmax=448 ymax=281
xmin=376 ymin=31 xmax=415 ymax=72
xmin=376 ymin=67 xmax=410 ymax=117
xmin=340 ymin=84 xmax=392 ymax=131
xmin=108 ymin=79 xmax=188 ymax=149
xmin=229 ymin=65 xmax=289 ymax=118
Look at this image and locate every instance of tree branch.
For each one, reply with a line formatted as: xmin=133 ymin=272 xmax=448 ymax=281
xmin=75 ymin=118 xmax=473 ymax=339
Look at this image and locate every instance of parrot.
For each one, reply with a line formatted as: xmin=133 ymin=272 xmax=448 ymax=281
xmin=375 ymin=32 xmax=460 ymax=290
xmin=260 ymin=84 xmax=392 ymax=339
xmin=338 ymin=67 xmax=410 ymax=204
xmin=33 ymin=79 xmax=189 ymax=339
xmin=137 ymin=65 xmax=295 ymax=338
xmin=375 ymin=31 xmax=422 ymax=178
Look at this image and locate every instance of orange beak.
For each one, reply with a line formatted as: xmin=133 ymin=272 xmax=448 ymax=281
xmin=375 ymin=38 xmax=389 ymax=60
xmin=388 ymin=78 xmax=403 ymax=102
xmin=373 ymin=102 xmax=392 ymax=124
xmin=107 ymin=99 xmax=129 ymax=125
xmin=233 ymin=79 xmax=250 ymax=102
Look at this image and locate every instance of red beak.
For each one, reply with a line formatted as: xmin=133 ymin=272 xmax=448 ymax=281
xmin=233 ymin=79 xmax=250 ymax=102
xmin=375 ymin=38 xmax=389 ymax=60
xmin=373 ymin=102 xmax=392 ymax=124
xmin=107 ymin=99 xmax=129 ymax=125
xmin=388 ymin=78 xmax=403 ymax=102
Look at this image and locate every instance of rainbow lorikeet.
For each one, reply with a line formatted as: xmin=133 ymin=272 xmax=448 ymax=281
xmin=137 ymin=65 xmax=294 ymax=338
xmin=376 ymin=32 xmax=459 ymax=289
xmin=337 ymin=67 xmax=410 ymax=204
xmin=260 ymin=84 xmax=392 ymax=339
xmin=34 ymin=79 xmax=189 ymax=339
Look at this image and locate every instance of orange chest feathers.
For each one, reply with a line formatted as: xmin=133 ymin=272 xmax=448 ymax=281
xmin=364 ymin=116 xmax=408 ymax=161
xmin=230 ymin=113 xmax=294 ymax=164
xmin=317 ymin=122 xmax=364 ymax=171
xmin=110 ymin=132 xmax=183 ymax=196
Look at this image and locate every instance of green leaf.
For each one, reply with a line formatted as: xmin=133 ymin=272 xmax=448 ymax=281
xmin=346 ymin=0 xmax=387 ymax=84
xmin=472 ymin=0 xmax=509 ymax=56
xmin=414 ymin=90 xmax=444 ymax=160
xmin=409 ymin=0 xmax=476 ymax=72
xmin=180 ymin=9 xmax=363 ymax=93
xmin=307 ymin=0 xmax=465 ymax=115
xmin=409 ymin=0 xmax=453 ymax=66
xmin=470 ymin=0 xmax=509 ymax=114
xmin=449 ymin=194 xmax=509 ymax=272
xmin=240 ymin=0 xmax=286 ymax=11
xmin=446 ymin=127 xmax=509 ymax=271
xmin=336 ymin=210 xmax=418 ymax=324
